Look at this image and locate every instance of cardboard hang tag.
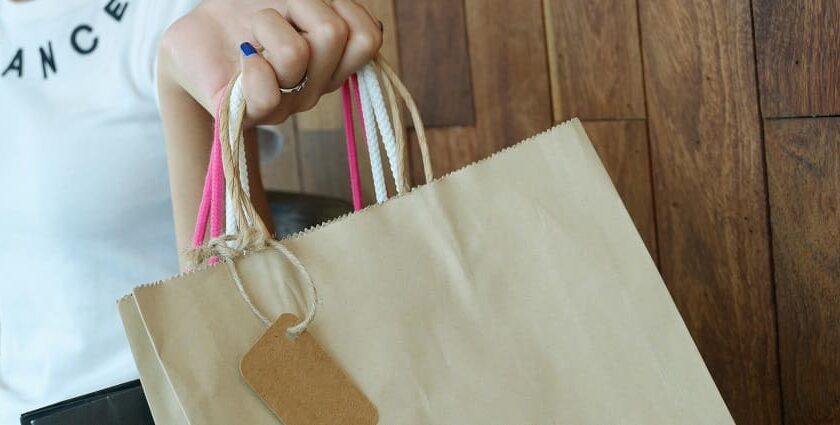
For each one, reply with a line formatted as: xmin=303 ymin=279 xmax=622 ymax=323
xmin=241 ymin=314 xmax=378 ymax=425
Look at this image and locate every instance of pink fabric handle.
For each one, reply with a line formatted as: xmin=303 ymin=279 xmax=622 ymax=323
xmin=209 ymin=100 xmax=225 ymax=239
xmin=342 ymin=79 xmax=364 ymax=211
xmin=191 ymin=97 xmax=228 ymax=248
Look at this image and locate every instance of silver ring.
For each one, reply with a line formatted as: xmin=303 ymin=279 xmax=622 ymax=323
xmin=280 ymin=74 xmax=308 ymax=94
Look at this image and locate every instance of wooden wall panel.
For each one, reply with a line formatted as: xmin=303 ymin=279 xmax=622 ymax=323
xmin=754 ymin=1 xmax=840 ymax=118
xmin=544 ymin=0 xmax=646 ymax=120
xmin=410 ymin=126 xmax=475 ymax=181
xmin=464 ymin=0 xmax=554 ymax=148
xmin=765 ymin=118 xmax=840 ymax=425
xmin=395 ymin=0 xmax=475 ymax=127
xmin=638 ymin=1 xmax=781 ymax=424
xmin=583 ymin=120 xmax=657 ymax=261
xmin=410 ymin=0 xmax=553 ymax=179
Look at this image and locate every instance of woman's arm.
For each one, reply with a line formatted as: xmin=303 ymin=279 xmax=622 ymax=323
xmin=157 ymin=61 xmax=211 ymax=259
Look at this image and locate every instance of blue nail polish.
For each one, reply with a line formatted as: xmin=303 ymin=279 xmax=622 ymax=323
xmin=240 ymin=42 xmax=257 ymax=57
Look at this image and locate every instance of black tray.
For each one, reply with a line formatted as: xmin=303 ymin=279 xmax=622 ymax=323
xmin=20 ymin=380 xmax=154 ymax=425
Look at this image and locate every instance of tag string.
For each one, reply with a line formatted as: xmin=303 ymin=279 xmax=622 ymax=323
xmin=221 ymin=238 xmax=318 ymax=339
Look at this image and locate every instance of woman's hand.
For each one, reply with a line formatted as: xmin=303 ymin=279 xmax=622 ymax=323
xmin=159 ymin=0 xmax=382 ymax=126
xmin=158 ymin=0 xmax=382 ymax=262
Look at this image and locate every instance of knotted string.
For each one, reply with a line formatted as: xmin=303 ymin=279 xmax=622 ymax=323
xmin=187 ymin=226 xmax=319 ymax=338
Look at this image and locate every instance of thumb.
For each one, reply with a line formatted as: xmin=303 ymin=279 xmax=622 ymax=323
xmin=239 ymin=42 xmax=282 ymax=125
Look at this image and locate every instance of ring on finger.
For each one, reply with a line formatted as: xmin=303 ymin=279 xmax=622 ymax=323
xmin=280 ymin=74 xmax=309 ymax=94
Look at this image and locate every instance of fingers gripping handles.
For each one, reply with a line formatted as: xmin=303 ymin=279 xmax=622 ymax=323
xmin=215 ymin=54 xmax=432 ymax=240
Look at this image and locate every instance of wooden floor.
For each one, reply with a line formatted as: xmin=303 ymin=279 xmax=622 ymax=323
xmin=260 ymin=2 xmax=840 ymax=424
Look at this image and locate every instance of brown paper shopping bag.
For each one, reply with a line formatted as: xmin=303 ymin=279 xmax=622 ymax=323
xmin=119 ymin=58 xmax=734 ymax=424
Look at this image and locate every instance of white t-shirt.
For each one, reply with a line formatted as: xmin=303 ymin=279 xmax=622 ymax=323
xmin=0 ymin=0 xmax=197 ymax=422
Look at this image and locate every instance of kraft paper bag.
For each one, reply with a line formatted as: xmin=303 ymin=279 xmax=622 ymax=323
xmin=120 ymin=115 xmax=733 ymax=423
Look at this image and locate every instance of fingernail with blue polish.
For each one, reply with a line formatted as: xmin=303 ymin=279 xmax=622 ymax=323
xmin=240 ymin=42 xmax=257 ymax=57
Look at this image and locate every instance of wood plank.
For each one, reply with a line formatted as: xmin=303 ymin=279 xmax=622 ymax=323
xmin=638 ymin=1 xmax=782 ymax=424
xmin=583 ymin=120 xmax=657 ymax=262
xmin=544 ymin=0 xmax=646 ymax=121
xmin=395 ymin=0 xmax=475 ymax=127
xmin=765 ymin=118 xmax=840 ymax=425
xmin=409 ymin=0 xmax=553 ymax=182
xmin=409 ymin=126 xmax=476 ymax=182
xmin=465 ymin=0 xmax=553 ymax=149
xmin=260 ymin=122 xmax=302 ymax=192
xmin=754 ymin=1 xmax=840 ymax=118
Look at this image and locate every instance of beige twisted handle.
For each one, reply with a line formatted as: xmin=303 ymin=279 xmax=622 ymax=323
xmin=376 ymin=57 xmax=434 ymax=186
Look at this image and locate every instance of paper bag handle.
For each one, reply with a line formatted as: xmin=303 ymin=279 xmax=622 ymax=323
xmin=352 ymin=58 xmax=433 ymax=195
xmin=222 ymin=54 xmax=432 ymax=235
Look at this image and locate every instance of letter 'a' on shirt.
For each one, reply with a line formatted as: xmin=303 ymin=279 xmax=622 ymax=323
xmin=0 ymin=0 xmax=199 ymax=422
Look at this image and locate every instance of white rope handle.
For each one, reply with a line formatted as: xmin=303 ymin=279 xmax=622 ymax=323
xmin=360 ymin=64 xmax=405 ymax=195
xmin=357 ymin=69 xmax=389 ymax=203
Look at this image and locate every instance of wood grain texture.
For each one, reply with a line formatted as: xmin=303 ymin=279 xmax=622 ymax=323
xmin=638 ymin=1 xmax=782 ymax=424
xmin=754 ymin=1 xmax=840 ymax=118
xmin=410 ymin=0 xmax=553 ymax=181
xmin=408 ymin=126 xmax=474 ymax=183
xmin=395 ymin=0 xmax=475 ymax=127
xmin=583 ymin=120 xmax=657 ymax=262
xmin=765 ymin=118 xmax=840 ymax=425
xmin=544 ymin=0 xmax=646 ymax=121
xmin=463 ymin=0 xmax=553 ymax=149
